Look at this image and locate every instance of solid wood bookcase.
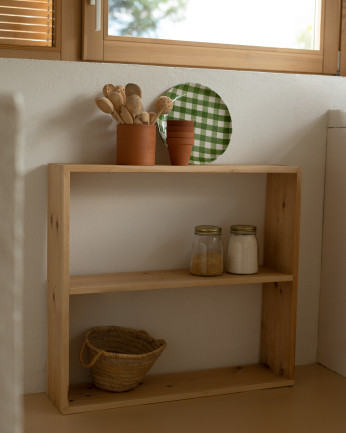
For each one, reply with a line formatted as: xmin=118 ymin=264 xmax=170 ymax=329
xmin=47 ymin=164 xmax=301 ymax=414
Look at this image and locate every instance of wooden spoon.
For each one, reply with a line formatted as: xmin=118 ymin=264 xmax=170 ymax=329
xmin=120 ymin=104 xmax=134 ymax=124
xmin=149 ymin=112 xmax=157 ymax=125
xmin=140 ymin=112 xmax=150 ymax=125
xmin=114 ymin=85 xmax=126 ymax=104
xmin=151 ymin=96 xmax=173 ymax=124
xmin=95 ymin=97 xmax=123 ymax=124
xmin=125 ymin=83 xmax=142 ymax=98
xmin=125 ymin=94 xmax=143 ymax=119
xmin=102 ymin=84 xmax=116 ymax=98
xmin=108 ymin=91 xmax=123 ymax=113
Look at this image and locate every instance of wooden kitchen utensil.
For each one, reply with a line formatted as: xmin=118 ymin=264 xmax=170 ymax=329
xmin=125 ymin=83 xmax=142 ymax=98
xmin=95 ymin=97 xmax=123 ymax=124
xmin=151 ymin=96 xmax=173 ymax=124
xmin=120 ymin=104 xmax=134 ymax=124
xmin=114 ymin=85 xmax=126 ymax=104
xmin=102 ymin=84 xmax=116 ymax=98
xmin=108 ymin=91 xmax=123 ymax=114
xmin=125 ymin=94 xmax=143 ymax=119
xmin=140 ymin=112 xmax=150 ymax=125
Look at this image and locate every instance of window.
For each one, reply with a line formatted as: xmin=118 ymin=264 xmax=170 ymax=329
xmin=0 ymin=0 xmax=82 ymax=61
xmin=108 ymin=0 xmax=322 ymax=51
xmin=83 ymin=0 xmax=343 ymax=75
xmin=0 ymin=0 xmax=55 ymax=47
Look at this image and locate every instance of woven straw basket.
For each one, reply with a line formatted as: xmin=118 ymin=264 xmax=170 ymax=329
xmin=80 ymin=326 xmax=166 ymax=392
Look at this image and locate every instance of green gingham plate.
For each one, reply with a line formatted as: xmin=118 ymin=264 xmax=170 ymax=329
xmin=157 ymin=83 xmax=232 ymax=164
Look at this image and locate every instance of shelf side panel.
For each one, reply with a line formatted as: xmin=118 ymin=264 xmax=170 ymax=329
xmin=261 ymin=172 xmax=301 ymax=379
xmin=47 ymin=165 xmax=70 ymax=412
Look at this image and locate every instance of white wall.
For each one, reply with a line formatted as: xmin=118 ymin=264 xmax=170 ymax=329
xmin=0 ymin=94 xmax=24 ymax=433
xmin=1 ymin=58 xmax=345 ymax=393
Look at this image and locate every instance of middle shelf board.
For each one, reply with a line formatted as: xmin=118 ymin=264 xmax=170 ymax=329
xmin=70 ymin=267 xmax=293 ymax=295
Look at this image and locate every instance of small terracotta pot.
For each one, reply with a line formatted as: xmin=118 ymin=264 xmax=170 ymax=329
xmin=166 ymin=131 xmax=195 ymax=138
xmin=117 ymin=124 xmax=156 ymax=165
xmin=167 ymin=120 xmax=194 ymax=127
xmin=168 ymin=143 xmax=193 ymax=166
xmin=166 ymin=138 xmax=194 ymax=145
xmin=167 ymin=126 xmax=195 ymax=133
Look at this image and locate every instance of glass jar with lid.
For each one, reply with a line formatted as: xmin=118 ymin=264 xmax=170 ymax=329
xmin=226 ymin=225 xmax=258 ymax=275
xmin=190 ymin=225 xmax=223 ymax=277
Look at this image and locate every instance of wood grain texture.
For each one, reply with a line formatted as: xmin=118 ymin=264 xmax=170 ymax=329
xmin=47 ymin=164 xmax=71 ymax=412
xmin=0 ymin=46 xmax=60 ymax=59
xmin=103 ymin=39 xmax=324 ymax=73
xmin=322 ymin=0 xmax=341 ymax=74
xmin=261 ymin=172 xmax=301 ymax=379
xmin=261 ymin=282 xmax=296 ymax=378
xmin=0 ymin=0 xmax=61 ymax=59
xmin=47 ymin=164 xmax=301 ymax=414
xmin=49 ymin=163 xmax=301 ymax=174
xmin=70 ymin=267 xmax=293 ymax=295
xmin=61 ymin=0 xmax=82 ymax=61
xmin=83 ymin=0 xmax=337 ymax=75
xmin=82 ymin=0 xmax=103 ymax=61
xmin=67 ymin=364 xmax=294 ymax=414
xmin=263 ymin=173 xmax=301 ymax=274
xmin=340 ymin=0 xmax=346 ymax=76
xmin=25 ymin=365 xmax=346 ymax=432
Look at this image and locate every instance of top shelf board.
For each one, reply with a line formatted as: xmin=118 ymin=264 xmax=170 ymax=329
xmin=49 ymin=164 xmax=302 ymax=175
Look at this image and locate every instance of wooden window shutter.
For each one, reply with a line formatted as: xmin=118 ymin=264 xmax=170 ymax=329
xmin=0 ymin=0 xmax=54 ymax=47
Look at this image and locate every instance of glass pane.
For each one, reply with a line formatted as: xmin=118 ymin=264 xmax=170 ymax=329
xmin=108 ymin=0 xmax=322 ymax=50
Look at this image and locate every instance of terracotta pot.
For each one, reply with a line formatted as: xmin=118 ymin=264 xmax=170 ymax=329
xmin=117 ymin=124 xmax=156 ymax=165
xmin=167 ymin=120 xmax=194 ymax=127
xmin=166 ymin=137 xmax=194 ymax=145
xmin=167 ymin=126 xmax=195 ymax=133
xmin=166 ymin=131 xmax=195 ymax=138
xmin=168 ymin=143 xmax=193 ymax=166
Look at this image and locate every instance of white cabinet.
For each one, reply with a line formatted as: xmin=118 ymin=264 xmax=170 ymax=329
xmin=318 ymin=112 xmax=346 ymax=377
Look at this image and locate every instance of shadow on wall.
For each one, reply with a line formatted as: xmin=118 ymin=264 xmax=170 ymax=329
xmin=31 ymin=94 xmax=171 ymax=165
xmin=31 ymin=96 xmax=116 ymax=164
xmin=22 ymin=165 xmax=48 ymax=392
xmin=0 ymin=93 xmax=24 ymax=433
xmin=279 ymin=112 xmax=328 ymax=366
xmin=281 ymin=113 xmax=328 ymax=166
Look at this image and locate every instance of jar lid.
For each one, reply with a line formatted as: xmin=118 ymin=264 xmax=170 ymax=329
xmin=195 ymin=225 xmax=222 ymax=234
xmin=230 ymin=224 xmax=256 ymax=234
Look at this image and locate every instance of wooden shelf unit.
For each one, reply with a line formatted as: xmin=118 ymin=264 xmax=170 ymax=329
xmin=47 ymin=164 xmax=301 ymax=414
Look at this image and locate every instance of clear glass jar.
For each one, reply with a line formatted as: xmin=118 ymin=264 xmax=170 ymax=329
xmin=226 ymin=225 xmax=258 ymax=275
xmin=190 ymin=225 xmax=223 ymax=276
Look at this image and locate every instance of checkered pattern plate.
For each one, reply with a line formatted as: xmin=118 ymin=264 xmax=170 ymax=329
xmin=157 ymin=82 xmax=232 ymax=164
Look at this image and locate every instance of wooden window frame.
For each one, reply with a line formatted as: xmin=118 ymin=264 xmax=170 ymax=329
xmin=82 ymin=0 xmax=342 ymax=75
xmin=1 ymin=0 xmax=345 ymax=75
xmin=0 ymin=0 xmax=82 ymax=61
xmin=0 ymin=0 xmax=61 ymax=60
xmin=340 ymin=0 xmax=346 ymax=74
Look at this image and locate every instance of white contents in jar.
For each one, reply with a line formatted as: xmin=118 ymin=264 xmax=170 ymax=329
xmin=226 ymin=225 xmax=258 ymax=275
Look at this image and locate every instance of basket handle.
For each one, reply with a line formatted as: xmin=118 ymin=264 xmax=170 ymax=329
xmin=79 ymin=341 xmax=106 ymax=368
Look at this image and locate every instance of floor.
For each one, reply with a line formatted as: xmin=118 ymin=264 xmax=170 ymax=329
xmin=24 ymin=364 xmax=346 ymax=433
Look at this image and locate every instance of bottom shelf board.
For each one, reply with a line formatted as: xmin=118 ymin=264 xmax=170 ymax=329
xmin=66 ymin=364 xmax=294 ymax=414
